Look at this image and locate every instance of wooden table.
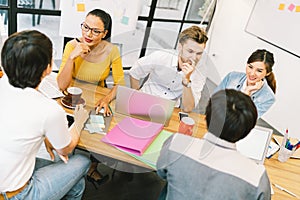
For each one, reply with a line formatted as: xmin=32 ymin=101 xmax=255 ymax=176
xmin=59 ymin=80 xmax=300 ymax=200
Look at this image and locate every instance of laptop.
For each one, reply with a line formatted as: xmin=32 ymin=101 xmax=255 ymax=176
xmin=115 ymin=86 xmax=176 ymax=126
xmin=236 ymin=126 xmax=273 ymax=165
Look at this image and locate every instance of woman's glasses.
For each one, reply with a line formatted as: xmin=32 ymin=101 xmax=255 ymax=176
xmin=81 ymin=22 xmax=104 ymax=36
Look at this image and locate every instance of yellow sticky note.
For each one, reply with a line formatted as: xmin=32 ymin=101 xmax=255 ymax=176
xmin=77 ymin=3 xmax=85 ymax=12
xmin=278 ymin=3 xmax=285 ymax=10
xmin=296 ymin=6 xmax=300 ymax=12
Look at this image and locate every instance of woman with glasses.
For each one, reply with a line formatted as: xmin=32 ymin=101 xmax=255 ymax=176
xmin=214 ymin=49 xmax=276 ymax=118
xmin=57 ymin=8 xmax=125 ymax=188
xmin=57 ymin=9 xmax=125 ymax=117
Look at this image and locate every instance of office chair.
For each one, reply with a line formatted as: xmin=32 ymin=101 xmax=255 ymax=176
xmin=1 ymin=0 xmax=36 ymax=26
xmin=37 ymin=0 xmax=55 ymax=25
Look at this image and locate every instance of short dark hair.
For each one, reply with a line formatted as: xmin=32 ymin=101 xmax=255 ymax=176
xmin=205 ymin=89 xmax=257 ymax=142
xmin=1 ymin=30 xmax=52 ymax=89
xmin=87 ymin=9 xmax=112 ymax=41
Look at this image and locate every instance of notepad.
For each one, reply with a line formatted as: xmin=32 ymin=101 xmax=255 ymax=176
xmin=122 ymin=130 xmax=173 ymax=169
xmin=102 ymin=117 xmax=164 ymax=156
xmin=38 ymin=72 xmax=64 ymax=99
xmin=236 ymin=126 xmax=272 ymax=165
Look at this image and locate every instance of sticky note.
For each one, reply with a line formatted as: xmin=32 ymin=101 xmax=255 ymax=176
xmin=278 ymin=4 xmax=285 ymax=11
xmin=90 ymin=115 xmax=104 ymax=124
xmin=77 ymin=3 xmax=85 ymax=12
xmin=85 ymin=123 xmax=104 ymax=133
xmin=296 ymin=6 xmax=300 ymax=12
xmin=288 ymin=3 xmax=295 ymax=12
xmin=121 ymin=16 xmax=129 ymax=25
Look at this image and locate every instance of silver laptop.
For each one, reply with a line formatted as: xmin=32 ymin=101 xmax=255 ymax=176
xmin=236 ymin=126 xmax=273 ymax=165
xmin=115 ymin=86 xmax=176 ymax=126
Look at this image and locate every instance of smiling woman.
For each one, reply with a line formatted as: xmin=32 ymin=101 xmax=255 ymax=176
xmin=213 ymin=49 xmax=276 ymax=118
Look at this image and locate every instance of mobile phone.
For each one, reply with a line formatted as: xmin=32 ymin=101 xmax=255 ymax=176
xmin=179 ymin=112 xmax=189 ymax=120
xmin=66 ymin=114 xmax=75 ymax=128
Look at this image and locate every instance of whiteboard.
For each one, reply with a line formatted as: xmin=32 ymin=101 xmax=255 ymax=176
xmin=59 ymin=0 xmax=141 ymax=39
xmin=245 ymin=0 xmax=300 ymax=58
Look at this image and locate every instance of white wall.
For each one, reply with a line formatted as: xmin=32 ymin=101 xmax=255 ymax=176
xmin=205 ymin=0 xmax=300 ymax=138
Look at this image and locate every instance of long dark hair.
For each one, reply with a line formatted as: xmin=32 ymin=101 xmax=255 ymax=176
xmin=247 ymin=49 xmax=276 ymax=93
xmin=1 ymin=30 xmax=52 ymax=88
xmin=87 ymin=9 xmax=112 ymax=41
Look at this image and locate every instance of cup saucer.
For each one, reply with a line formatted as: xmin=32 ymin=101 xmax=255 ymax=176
xmin=61 ymin=97 xmax=86 ymax=109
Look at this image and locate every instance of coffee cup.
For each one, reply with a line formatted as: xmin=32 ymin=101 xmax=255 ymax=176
xmin=63 ymin=87 xmax=82 ymax=105
xmin=178 ymin=117 xmax=195 ymax=136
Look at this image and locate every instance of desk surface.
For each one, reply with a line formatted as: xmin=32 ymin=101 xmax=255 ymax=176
xmin=60 ymin=80 xmax=300 ymax=200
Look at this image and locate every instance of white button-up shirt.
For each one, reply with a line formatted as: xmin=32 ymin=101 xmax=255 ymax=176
xmin=129 ymin=49 xmax=205 ymax=107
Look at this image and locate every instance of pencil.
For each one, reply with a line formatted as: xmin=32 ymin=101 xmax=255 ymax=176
xmin=273 ymin=183 xmax=299 ymax=199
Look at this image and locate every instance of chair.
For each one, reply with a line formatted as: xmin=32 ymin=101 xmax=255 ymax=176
xmin=37 ymin=0 xmax=55 ymax=25
xmin=1 ymin=0 xmax=36 ymax=26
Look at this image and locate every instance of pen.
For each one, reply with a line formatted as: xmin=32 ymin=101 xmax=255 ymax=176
xmin=75 ymin=38 xmax=80 ymax=43
xmin=282 ymin=129 xmax=288 ymax=148
xmin=273 ymin=183 xmax=300 ymax=199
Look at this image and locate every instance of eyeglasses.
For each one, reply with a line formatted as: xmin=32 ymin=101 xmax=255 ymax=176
xmin=80 ymin=23 xmax=104 ymax=36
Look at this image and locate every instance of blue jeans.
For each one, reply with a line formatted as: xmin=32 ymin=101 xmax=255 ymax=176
xmin=6 ymin=154 xmax=90 ymax=200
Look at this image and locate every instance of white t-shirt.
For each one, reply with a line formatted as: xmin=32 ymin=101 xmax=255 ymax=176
xmin=129 ymin=49 xmax=205 ymax=106
xmin=0 ymin=75 xmax=71 ymax=192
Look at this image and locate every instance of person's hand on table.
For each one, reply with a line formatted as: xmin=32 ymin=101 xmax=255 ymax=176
xmin=95 ymin=96 xmax=112 ymax=117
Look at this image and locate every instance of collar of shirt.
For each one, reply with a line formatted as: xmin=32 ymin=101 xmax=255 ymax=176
xmin=170 ymin=50 xmax=180 ymax=71
xmin=203 ymin=132 xmax=237 ymax=150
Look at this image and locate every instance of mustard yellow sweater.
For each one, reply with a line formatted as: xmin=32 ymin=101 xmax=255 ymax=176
xmin=59 ymin=42 xmax=125 ymax=87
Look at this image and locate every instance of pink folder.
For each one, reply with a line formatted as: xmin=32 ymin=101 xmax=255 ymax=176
xmin=101 ymin=117 xmax=164 ymax=156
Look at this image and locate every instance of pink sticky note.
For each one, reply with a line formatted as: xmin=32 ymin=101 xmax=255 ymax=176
xmin=288 ymin=4 xmax=295 ymax=11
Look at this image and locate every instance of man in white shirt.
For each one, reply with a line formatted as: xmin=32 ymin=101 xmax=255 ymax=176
xmin=129 ymin=26 xmax=208 ymax=112
xmin=0 ymin=30 xmax=90 ymax=199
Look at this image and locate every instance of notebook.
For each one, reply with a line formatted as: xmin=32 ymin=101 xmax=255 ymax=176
xmin=115 ymin=86 xmax=176 ymax=126
xmin=121 ymin=130 xmax=173 ymax=169
xmin=236 ymin=126 xmax=273 ymax=165
xmin=38 ymin=72 xmax=64 ymax=99
xmin=102 ymin=116 xmax=164 ymax=156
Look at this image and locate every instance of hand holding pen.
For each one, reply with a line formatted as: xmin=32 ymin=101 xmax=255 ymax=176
xmin=69 ymin=38 xmax=90 ymax=59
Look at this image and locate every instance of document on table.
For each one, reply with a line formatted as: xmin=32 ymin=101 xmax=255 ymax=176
xmin=38 ymin=72 xmax=64 ymax=99
xmin=102 ymin=117 xmax=164 ymax=156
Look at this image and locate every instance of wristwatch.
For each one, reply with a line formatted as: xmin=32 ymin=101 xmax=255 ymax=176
xmin=182 ymin=79 xmax=191 ymax=88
